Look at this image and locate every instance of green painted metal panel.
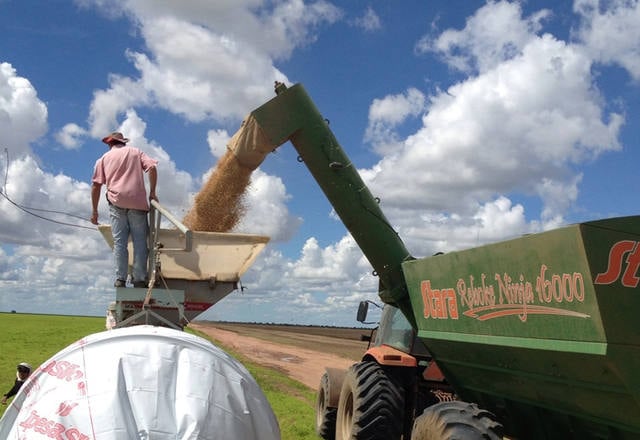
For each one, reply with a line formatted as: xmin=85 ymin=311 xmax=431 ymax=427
xmin=402 ymin=216 xmax=640 ymax=436
xmin=403 ymin=223 xmax=605 ymax=342
xmin=424 ymin=339 xmax=640 ymax=437
xmin=581 ymin=217 xmax=640 ymax=347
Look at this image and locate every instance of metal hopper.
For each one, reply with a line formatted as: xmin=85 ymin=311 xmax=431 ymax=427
xmin=98 ymin=201 xmax=269 ymax=329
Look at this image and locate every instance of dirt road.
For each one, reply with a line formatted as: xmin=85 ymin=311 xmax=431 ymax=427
xmin=189 ymin=322 xmax=363 ymax=390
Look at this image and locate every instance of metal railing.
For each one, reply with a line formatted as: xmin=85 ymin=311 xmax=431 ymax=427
xmin=148 ymin=199 xmax=192 ymax=253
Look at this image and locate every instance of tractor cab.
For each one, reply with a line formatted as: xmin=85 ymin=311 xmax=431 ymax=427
xmin=357 ymin=301 xmax=430 ymax=358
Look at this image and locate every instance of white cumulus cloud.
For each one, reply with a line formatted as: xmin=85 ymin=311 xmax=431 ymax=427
xmin=574 ymin=0 xmax=640 ymax=80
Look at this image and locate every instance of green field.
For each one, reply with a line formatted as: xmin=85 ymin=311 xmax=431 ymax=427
xmin=0 ymin=313 xmax=317 ymax=439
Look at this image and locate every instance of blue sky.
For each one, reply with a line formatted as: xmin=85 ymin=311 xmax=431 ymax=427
xmin=0 ymin=0 xmax=638 ymax=326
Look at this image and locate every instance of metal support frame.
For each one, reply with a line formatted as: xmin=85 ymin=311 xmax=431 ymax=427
xmin=115 ymin=308 xmax=183 ymax=330
xmin=112 ymin=200 xmax=194 ymax=329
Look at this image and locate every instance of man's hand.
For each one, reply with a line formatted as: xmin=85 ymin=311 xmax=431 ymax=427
xmin=149 ymin=190 xmax=158 ymax=203
xmin=91 ymin=211 xmax=99 ymax=225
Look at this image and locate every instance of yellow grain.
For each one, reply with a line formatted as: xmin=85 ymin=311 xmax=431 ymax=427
xmin=183 ymin=151 xmax=252 ymax=232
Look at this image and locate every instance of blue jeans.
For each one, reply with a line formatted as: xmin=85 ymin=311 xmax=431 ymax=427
xmin=109 ymin=204 xmax=149 ymax=283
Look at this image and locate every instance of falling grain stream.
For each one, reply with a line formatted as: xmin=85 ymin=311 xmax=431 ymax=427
xmin=182 ymin=151 xmax=252 ymax=232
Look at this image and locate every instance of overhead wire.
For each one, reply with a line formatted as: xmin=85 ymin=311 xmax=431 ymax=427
xmin=1 ymin=147 xmax=97 ymax=231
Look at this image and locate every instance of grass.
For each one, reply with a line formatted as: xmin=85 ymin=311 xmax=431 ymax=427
xmin=0 ymin=313 xmax=105 ymax=395
xmin=0 ymin=313 xmax=318 ymax=439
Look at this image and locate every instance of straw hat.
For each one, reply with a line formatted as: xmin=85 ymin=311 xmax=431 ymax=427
xmin=102 ymin=132 xmax=129 ymax=145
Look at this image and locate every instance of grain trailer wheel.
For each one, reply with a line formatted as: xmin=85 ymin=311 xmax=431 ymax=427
xmin=316 ymin=371 xmax=339 ymax=439
xmin=410 ymin=401 xmax=503 ymax=440
xmin=335 ymin=361 xmax=404 ymax=440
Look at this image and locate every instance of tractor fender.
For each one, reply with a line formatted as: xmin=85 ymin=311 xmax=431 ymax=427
xmin=363 ymin=344 xmax=417 ymax=368
xmin=324 ymin=367 xmax=348 ymax=407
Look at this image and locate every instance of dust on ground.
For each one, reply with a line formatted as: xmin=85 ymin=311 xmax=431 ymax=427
xmin=188 ymin=322 xmax=365 ymax=390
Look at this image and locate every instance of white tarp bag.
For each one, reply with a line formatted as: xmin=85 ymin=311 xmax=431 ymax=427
xmin=0 ymin=325 xmax=280 ymax=439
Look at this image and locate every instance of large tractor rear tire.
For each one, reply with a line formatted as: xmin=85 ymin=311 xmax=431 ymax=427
xmin=335 ymin=361 xmax=404 ymax=440
xmin=316 ymin=372 xmax=338 ymax=439
xmin=410 ymin=401 xmax=503 ymax=440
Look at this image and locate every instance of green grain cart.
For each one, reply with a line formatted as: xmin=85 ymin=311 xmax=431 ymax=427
xmin=228 ymin=83 xmax=640 ymax=439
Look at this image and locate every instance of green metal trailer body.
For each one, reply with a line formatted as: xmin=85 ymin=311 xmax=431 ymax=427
xmin=402 ymin=217 xmax=640 ymax=437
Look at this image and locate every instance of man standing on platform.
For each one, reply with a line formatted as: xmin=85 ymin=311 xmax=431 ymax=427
xmin=91 ymin=132 xmax=158 ymax=288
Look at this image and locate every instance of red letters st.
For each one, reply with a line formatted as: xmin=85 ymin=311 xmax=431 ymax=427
xmin=594 ymin=240 xmax=640 ymax=288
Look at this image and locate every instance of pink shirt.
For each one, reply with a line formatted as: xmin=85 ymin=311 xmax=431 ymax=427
xmin=92 ymin=145 xmax=158 ymax=211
